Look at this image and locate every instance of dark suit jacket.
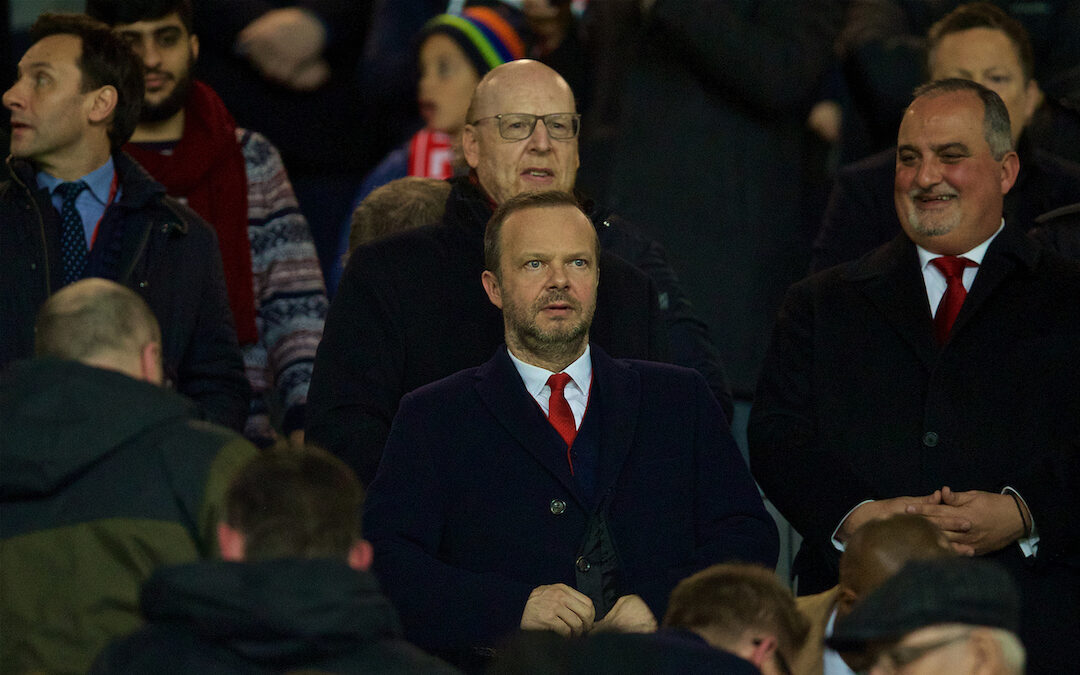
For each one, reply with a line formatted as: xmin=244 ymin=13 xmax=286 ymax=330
xmin=364 ymin=345 xmax=778 ymax=662
xmin=811 ymin=137 xmax=1080 ymax=272
xmin=307 ymin=179 xmax=668 ymax=485
xmin=750 ymin=225 xmax=1080 ymax=673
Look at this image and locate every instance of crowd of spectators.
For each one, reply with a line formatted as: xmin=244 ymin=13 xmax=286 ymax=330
xmin=2 ymin=1 xmax=1079 ymax=674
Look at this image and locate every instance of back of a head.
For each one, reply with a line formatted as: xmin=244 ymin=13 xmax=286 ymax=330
xmin=224 ymin=445 xmax=363 ymax=561
xmin=828 ymin=557 xmax=1023 ymax=671
xmin=663 ymin=563 xmax=810 ymax=664
xmin=839 ymin=514 xmax=956 ymax=605
xmin=35 ymin=278 xmax=161 ymax=365
xmin=347 ymin=177 xmax=452 ymax=260
xmin=29 ymin=12 xmax=144 ymax=150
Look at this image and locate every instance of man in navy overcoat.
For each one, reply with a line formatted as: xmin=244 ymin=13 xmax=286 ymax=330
xmin=364 ymin=191 xmax=778 ymax=667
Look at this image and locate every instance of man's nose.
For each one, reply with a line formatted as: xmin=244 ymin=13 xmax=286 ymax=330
xmin=528 ymin=118 xmax=553 ymax=151
xmin=2 ymin=81 xmax=24 ymax=110
xmin=547 ymin=263 xmax=569 ymax=287
xmin=915 ymin=158 xmax=943 ymax=188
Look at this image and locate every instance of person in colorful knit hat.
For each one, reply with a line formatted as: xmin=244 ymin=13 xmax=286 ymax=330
xmin=353 ymin=6 xmax=525 ymax=204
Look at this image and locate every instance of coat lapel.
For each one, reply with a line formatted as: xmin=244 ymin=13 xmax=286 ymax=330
xmin=948 ymin=224 xmax=1039 ymax=342
xmin=589 ymin=346 xmax=641 ymax=498
xmin=474 ymin=347 xmax=587 ymax=505
xmin=849 ymin=235 xmax=938 ymax=367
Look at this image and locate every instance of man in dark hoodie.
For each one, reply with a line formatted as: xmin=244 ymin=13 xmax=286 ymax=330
xmin=0 ymin=278 xmax=257 ymax=675
xmin=90 ymin=445 xmax=459 ymax=674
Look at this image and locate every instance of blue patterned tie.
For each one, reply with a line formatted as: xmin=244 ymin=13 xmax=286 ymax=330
xmin=56 ymin=181 xmax=89 ymax=286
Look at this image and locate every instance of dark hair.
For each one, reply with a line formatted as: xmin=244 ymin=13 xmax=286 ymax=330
xmin=85 ymin=0 xmax=194 ymax=33
xmin=928 ymin=2 xmax=1034 ymax=83
xmin=346 ymin=177 xmax=452 ymax=264
xmin=912 ymin=78 xmax=1013 ymax=159
xmin=35 ymin=278 xmax=161 ymax=360
xmin=664 ymin=563 xmax=810 ymax=664
xmin=224 ymin=445 xmax=364 ymax=561
xmin=484 ymin=190 xmax=593 ymax=276
xmin=30 ymin=13 xmax=144 ymax=150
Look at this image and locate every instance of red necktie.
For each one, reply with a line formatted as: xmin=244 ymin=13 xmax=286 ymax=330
xmin=546 ymin=373 xmax=578 ymax=471
xmin=931 ymin=256 xmax=978 ymax=344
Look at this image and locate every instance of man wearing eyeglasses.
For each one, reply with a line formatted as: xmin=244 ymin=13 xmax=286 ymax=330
xmin=308 ymin=59 xmax=732 ymax=486
xmin=827 ymin=558 xmax=1025 ymax=675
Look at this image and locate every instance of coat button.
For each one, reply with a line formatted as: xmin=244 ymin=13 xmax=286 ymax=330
xmin=922 ymin=431 xmax=939 ymax=447
xmin=550 ymin=499 xmax=566 ymax=515
xmin=576 ymin=556 xmax=591 ymax=572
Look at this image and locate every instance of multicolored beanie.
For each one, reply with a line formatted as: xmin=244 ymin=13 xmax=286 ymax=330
xmin=419 ymin=6 xmax=526 ymax=75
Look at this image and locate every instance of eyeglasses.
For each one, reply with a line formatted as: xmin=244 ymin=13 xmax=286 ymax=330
xmin=862 ymin=631 xmax=971 ymax=674
xmin=468 ymin=113 xmax=581 ymax=141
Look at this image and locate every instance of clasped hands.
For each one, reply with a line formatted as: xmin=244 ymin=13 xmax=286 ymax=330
xmin=840 ymin=487 xmax=1029 ymax=556
xmin=520 ymin=584 xmax=657 ymax=637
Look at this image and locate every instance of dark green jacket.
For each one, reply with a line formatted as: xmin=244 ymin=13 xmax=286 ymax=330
xmin=0 ymin=358 xmax=258 ymax=675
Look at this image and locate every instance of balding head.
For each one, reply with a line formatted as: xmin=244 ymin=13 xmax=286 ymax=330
xmin=836 ymin=514 xmax=955 ymax=618
xmin=34 ymin=278 xmax=163 ymax=383
xmin=462 ymin=60 xmax=580 ymax=205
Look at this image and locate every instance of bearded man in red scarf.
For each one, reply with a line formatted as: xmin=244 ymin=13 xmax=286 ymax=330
xmin=88 ymin=0 xmax=329 ymax=447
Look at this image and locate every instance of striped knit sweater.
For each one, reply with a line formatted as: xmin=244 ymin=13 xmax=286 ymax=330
xmin=238 ymin=128 xmax=328 ymax=444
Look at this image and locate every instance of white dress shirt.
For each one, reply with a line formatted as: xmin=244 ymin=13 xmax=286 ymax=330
xmin=508 ymin=345 xmax=592 ymax=428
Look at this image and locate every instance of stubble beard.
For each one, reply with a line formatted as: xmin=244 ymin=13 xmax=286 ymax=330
xmin=902 ymin=193 xmax=959 ymax=238
xmin=140 ymin=62 xmax=194 ymax=124
xmin=504 ymin=291 xmax=594 ymax=365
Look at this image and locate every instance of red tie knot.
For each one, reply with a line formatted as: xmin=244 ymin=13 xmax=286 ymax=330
xmin=547 ymin=372 xmax=572 ymax=394
xmin=931 ymin=255 xmax=978 ymax=279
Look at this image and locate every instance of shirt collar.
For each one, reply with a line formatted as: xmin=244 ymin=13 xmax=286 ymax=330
xmin=508 ymin=344 xmax=593 ymax=399
xmin=37 ymin=155 xmax=115 ymax=204
xmin=916 ymin=218 xmax=1004 ymax=271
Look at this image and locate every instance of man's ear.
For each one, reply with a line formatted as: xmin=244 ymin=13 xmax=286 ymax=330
xmin=140 ymin=341 xmax=163 ymax=385
xmin=216 ymin=522 xmax=247 ymax=561
xmin=749 ymin=634 xmax=779 ymax=670
xmin=967 ymin=628 xmax=1005 ymax=674
xmin=86 ymin=85 xmax=118 ymax=124
xmin=481 ymin=269 xmax=503 ymax=309
xmin=837 ymin=585 xmax=859 ymax=618
xmin=190 ymin=33 xmax=200 ymax=61
xmin=462 ymin=124 xmax=481 ymax=169
xmin=348 ymin=539 xmax=374 ymax=572
xmin=999 ymin=151 xmax=1020 ymax=195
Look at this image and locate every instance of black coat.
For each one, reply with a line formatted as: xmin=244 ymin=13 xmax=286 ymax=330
xmin=89 ymin=558 xmax=459 ymax=674
xmin=364 ymin=344 xmax=777 ymax=663
xmin=749 ymin=225 xmax=1080 ymax=673
xmin=307 ymin=178 xmax=670 ymax=484
xmin=811 ymin=137 xmax=1080 ymax=272
xmin=0 ymin=153 xmax=249 ymax=431
xmin=593 ymin=0 xmax=844 ymax=395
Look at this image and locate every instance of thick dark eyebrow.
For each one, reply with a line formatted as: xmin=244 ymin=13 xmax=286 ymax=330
xmin=117 ymin=26 xmax=182 ymax=40
xmin=896 ymin=144 xmax=920 ymax=156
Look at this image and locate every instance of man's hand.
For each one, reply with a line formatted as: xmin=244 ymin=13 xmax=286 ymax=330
xmin=837 ymin=491 xmax=943 ymax=543
xmin=593 ymin=594 xmax=657 ymax=634
xmin=905 ymin=487 xmax=1026 ymax=556
xmin=520 ymin=583 xmax=595 ymax=637
xmin=236 ymin=8 xmax=329 ymax=90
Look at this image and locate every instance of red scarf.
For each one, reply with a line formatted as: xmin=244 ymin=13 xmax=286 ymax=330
xmin=125 ymin=81 xmax=257 ymax=344
xmin=407 ymin=129 xmax=454 ymax=179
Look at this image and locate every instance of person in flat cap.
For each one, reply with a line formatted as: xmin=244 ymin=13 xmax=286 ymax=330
xmin=827 ymin=558 xmax=1025 ymax=675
